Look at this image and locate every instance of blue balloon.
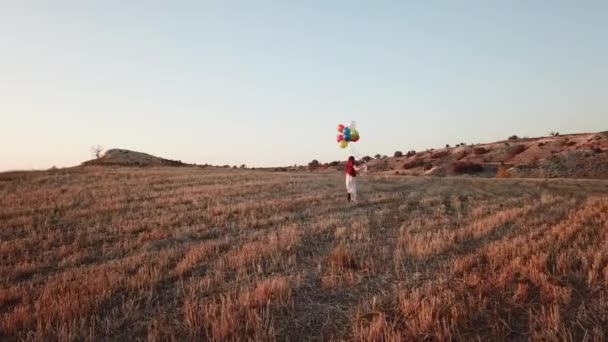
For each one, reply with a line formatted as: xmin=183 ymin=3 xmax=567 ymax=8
xmin=344 ymin=127 xmax=351 ymax=135
xmin=344 ymin=134 xmax=351 ymax=142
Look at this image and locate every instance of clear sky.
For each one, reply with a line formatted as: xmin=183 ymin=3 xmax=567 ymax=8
xmin=1 ymin=1 xmax=607 ymax=170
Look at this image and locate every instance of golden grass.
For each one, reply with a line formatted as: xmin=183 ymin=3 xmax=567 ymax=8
xmin=0 ymin=166 xmax=607 ymax=340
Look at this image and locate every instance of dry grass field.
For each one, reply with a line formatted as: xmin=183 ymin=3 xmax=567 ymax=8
xmin=1 ymin=167 xmax=608 ymax=341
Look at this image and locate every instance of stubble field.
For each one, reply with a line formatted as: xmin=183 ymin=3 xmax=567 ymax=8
xmin=1 ymin=167 xmax=607 ymax=341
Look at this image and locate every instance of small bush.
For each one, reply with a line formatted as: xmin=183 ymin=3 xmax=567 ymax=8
xmin=308 ymin=160 xmax=320 ymax=170
xmin=329 ymin=161 xmax=340 ymax=167
xmin=406 ymin=150 xmax=416 ymax=157
xmin=394 ymin=151 xmax=403 ymax=158
xmin=374 ymin=154 xmax=382 ymax=159
xmin=508 ymin=135 xmax=519 ymax=140
xmin=451 ymin=161 xmax=483 ymax=174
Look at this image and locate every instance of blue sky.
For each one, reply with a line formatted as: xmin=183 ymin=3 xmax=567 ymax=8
xmin=1 ymin=1 xmax=606 ymax=170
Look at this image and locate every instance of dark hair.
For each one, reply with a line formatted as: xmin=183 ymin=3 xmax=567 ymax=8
xmin=348 ymin=156 xmax=355 ymax=162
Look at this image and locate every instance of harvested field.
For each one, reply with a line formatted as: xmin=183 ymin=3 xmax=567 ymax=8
xmin=1 ymin=167 xmax=607 ymax=341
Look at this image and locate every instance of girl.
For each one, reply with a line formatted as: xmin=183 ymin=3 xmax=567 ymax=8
xmin=345 ymin=156 xmax=366 ymax=203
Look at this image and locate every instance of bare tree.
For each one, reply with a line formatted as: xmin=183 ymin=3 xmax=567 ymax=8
xmin=90 ymin=145 xmax=104 ymax=159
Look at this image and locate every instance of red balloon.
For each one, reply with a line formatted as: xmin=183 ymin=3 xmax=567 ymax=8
xmin=336 ymin=134 xmax=344 ymax=142
xmin=351 ymin=136 xmax=360 ymax=142
xmin=337 ymin=124 xmax=345 ymax=133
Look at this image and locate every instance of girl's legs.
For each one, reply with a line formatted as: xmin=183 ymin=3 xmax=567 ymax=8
xmin=346 ymin=176 xmax=353 ymax=203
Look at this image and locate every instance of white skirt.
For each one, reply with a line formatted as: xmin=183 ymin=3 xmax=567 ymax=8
xmin=345 ymin=175 xmax=357 ymax=194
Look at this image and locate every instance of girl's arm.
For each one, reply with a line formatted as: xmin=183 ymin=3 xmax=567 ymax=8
xmin=354 ymin=164 xmax=368 ymax=172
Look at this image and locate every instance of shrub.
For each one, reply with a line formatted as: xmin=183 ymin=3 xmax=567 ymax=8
xmin=329 ymin=161 xmax=340 ymax=167
xmin=508 ymin=135 xmax=519 ymax=140
xmin=406 ymin=150 xmax=416 ymax=157
xmin=550 ymin=131 xmax=560 ymax=137
xmin=374 ymin=154 xmax=382 ymax=159
xmin=362 ymin=156 xmax=372 ymax=162
xmin=445 ymin=144 xmax=450 ymax=148
xmin=451 ymin=161 xmax=483 ymax=174
xmin=308 ymin=160 xmax=320 ymax=170
xmin=394 ymin=151 xmax=403 ymax=158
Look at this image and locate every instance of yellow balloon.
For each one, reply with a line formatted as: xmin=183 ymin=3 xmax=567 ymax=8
xmin=351 ymin=130 xmax=359 ymax=140
xmin=339 ymin=140 xmax=349 ymax=149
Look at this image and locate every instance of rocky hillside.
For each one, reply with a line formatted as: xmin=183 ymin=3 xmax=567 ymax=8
xmin=365 ymin=132 xmax=608 ymax=179
xmin=82 ymin=149 xmax=187 ymax=167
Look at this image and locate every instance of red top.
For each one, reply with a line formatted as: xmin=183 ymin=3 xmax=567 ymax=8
xmin=346 ymin=160 xmax=357 ymax=177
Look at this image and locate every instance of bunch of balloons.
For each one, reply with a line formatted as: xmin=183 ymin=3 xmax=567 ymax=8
xmin=336 ymin=122 xmax=360 ymax=149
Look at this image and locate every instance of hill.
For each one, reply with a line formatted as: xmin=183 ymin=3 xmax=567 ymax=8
xmin=82 ymin=149 xmax=188 ymax=167
xmin=361 ymin=132 xmax=608 ymax=179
